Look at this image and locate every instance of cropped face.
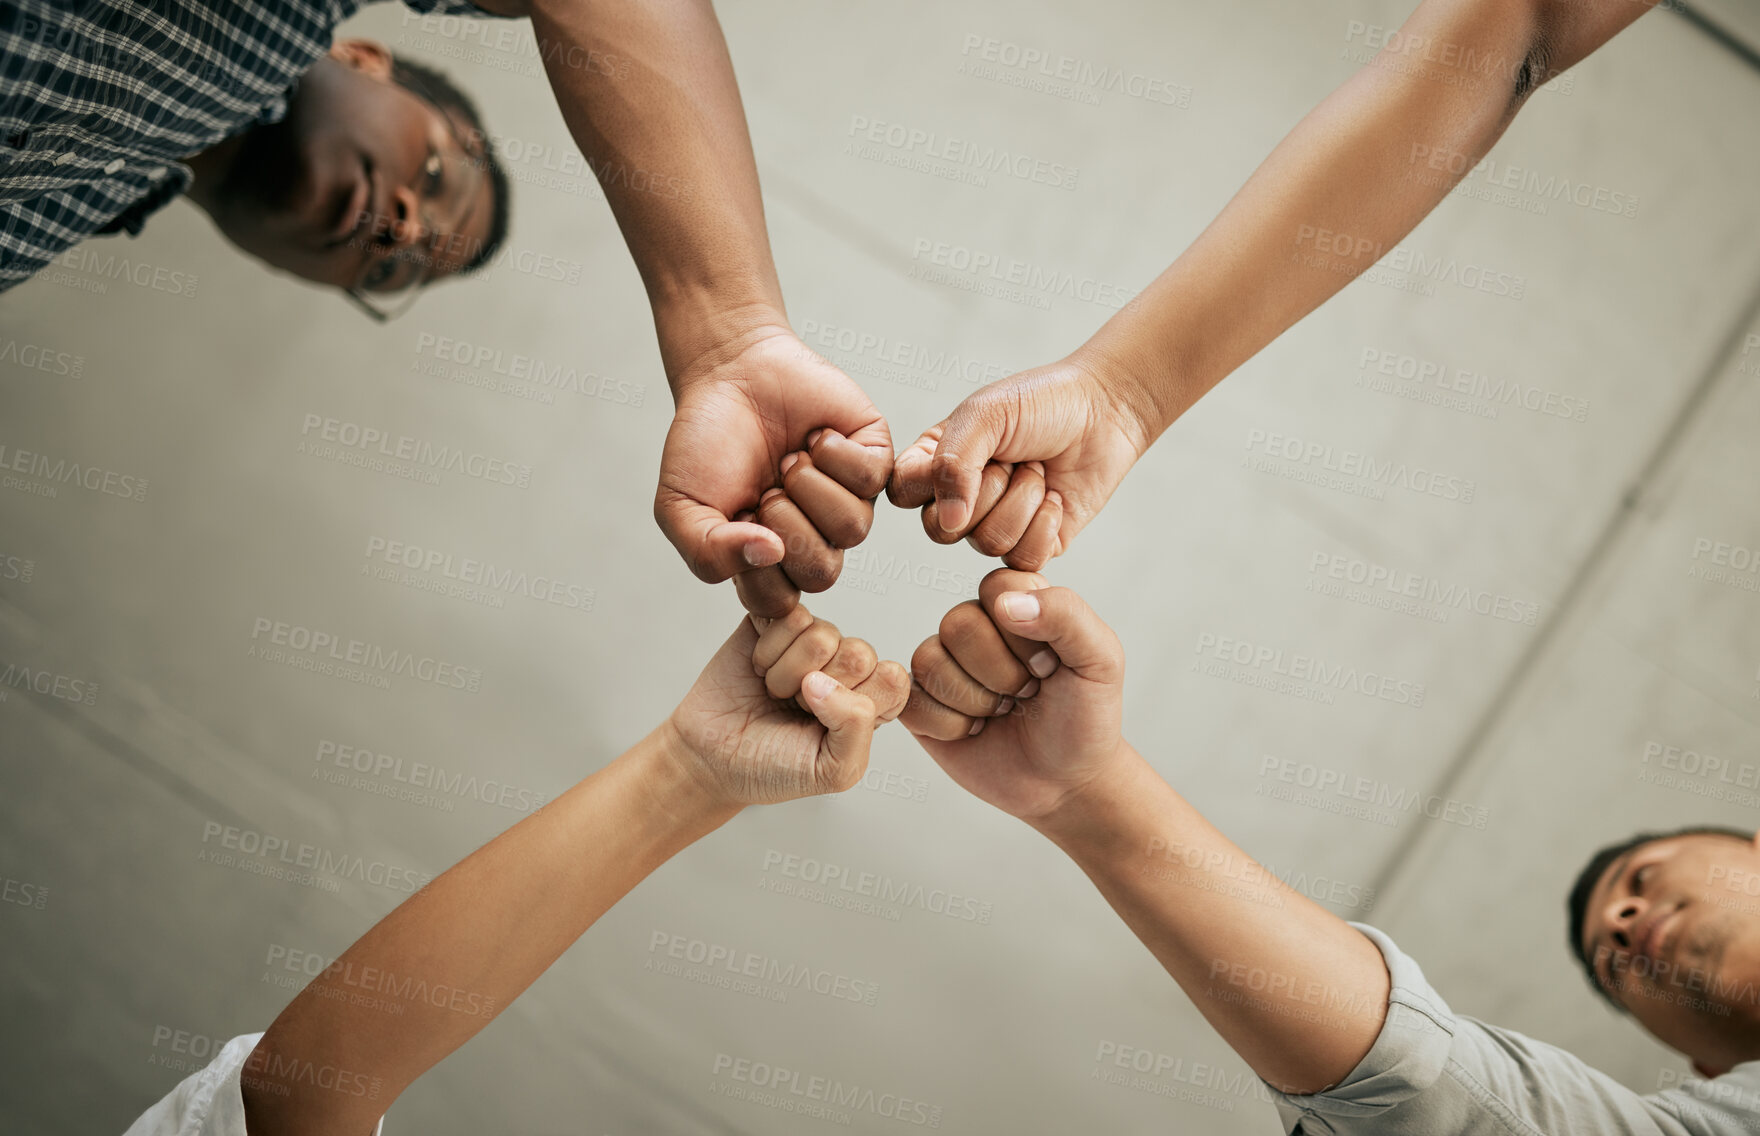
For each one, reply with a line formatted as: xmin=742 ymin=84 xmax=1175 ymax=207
xmin=205 ymin=40 xmax=495 ymax=301
xmin=1581 ymin=831 xmax=1760 ymax=1068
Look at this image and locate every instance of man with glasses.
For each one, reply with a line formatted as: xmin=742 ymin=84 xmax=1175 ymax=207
xmin=2 ymin=0 xmax=895 ymax=615
xmin=177 ymin=41 xmax=508 ymax=322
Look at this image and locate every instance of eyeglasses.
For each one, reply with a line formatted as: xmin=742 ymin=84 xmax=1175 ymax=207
xmin=344 ymin=71 xmax=489 ymax=323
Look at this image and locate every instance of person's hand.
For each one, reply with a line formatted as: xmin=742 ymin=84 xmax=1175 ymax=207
xmin=665 ymin=604 xmax=911 ymax=807
xmin=900 ymin=568 xmax=1128 ymax=820
xmin=887 ymin=356 xmax=1154 ymax=571
xmin=656 ymin=327 xmax=894 ymax=618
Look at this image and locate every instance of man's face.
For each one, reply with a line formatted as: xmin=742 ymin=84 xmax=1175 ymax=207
xmin=1582 ymin=831 xmax=1760 ymax=1067
xmin=205 ymin=40 xmax=495 ymax=300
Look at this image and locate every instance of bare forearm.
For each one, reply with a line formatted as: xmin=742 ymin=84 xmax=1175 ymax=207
xmin=526 ymin=0 xmax=786 ymax=379
xmin=1031 ymin=746 xmax=1388 ymax=1094
xmin=1083 ymin=0 xmax=1651 ymax=439
xmin=242 ymin=724 xmax=737 ymax=1135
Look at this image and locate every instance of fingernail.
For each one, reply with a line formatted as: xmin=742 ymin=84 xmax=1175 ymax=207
xmin=807 ymin=428 xmax=826 ymax=447
xmin=1016 ymin=679 xmax=1039 ymax=698
xmin=967 ymin=719 xmax=985 ymax=736
xmin=1028 ymin=650 xmax=1057 ymax=679
xmin=743 ymin=539 xmax=782 ymax=568
xmin=803 ymin=671 xmax=835 ymax=700
xmin=997 ymin=697 xmax=1015 ymax=715
xmin=1000 ymin=592 xmax=1040 ymax=622
xmin=939 ymin=497 xmax=971 ymax=534
xmin=760 ymin=487 xmax=785 ymax=505
xmin=780 ymin=452 xmax=802 ymax=476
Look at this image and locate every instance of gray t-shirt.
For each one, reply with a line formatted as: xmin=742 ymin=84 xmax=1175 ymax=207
xmin=1270 ymin=925 xmax=1760 ymax=1135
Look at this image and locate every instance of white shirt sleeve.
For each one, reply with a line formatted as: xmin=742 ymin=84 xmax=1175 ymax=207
xmin=122 ymin=1034 xmax=386 ymax=1136
xmin=1268 ymin=924 xmax=1760 ymax=1136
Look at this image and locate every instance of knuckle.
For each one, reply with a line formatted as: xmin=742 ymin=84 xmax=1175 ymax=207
xmin=910 ymin=638 xmax=942 ymax=679
xmin=940 ymin=602 xmax=987 ymax=641
xmin=968 ymin=525 xmax=1012 ymax=557
xmin=841 ymin=638 xmax=878 ymax=673
xmin=804 ymin=621 xmax=841 ymax=657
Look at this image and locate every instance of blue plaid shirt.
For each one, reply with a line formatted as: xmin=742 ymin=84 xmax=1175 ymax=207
xmin=0 ymin=0 xmax=490 ymax=291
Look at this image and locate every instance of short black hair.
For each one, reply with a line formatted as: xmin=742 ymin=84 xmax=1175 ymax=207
xmin=387 ymin=55 xmax=510 ymax=276
xmin=1566 ymin=825 xmax=1753 ymax=1009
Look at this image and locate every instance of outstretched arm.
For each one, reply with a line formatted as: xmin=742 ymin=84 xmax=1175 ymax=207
xmin=476 ymin=0 xmax=893 ymax=614
xmin=890 ymin=0 xmax=1659 ymax=567
xmin=241 ymin=610 xmax=908 ymax=1135
xmin=901 ymin=570 xmax=1386 ymax=1093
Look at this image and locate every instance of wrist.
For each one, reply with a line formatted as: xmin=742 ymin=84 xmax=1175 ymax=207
xmin=1067 ymin=335 xmax=1182 ymax=455
xmin=1027 ymin=741 xmax=1154 ymax=852
xmin=627 ymin=721 xmax=744 ymax=837
xmin=654 ymin=293 xmax=792 ymax=394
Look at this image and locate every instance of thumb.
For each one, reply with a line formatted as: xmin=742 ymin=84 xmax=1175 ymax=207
xmin=931 ymin=397 xmax=1013 ymax=535
xmin=655 ymin=493 xmax=785 ymax=583
xmin=886 ymin=424 xmax=945 ymax=509
xmin=799 ymin=670 xmax=879 ymax=792
xmin=989 ymin=586 xmax=1124 ymax=685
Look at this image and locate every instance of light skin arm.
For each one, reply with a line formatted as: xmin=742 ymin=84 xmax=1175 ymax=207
xmin=890 ymin=0 xmax=1659 ymax=567
xmin=241 ymin=610 xmax=909 ymax=1136
xmin=474 ymin=0 xmax=892 ymax=614
xmin=901 ymin=569 xmax=1387 ymax=1092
